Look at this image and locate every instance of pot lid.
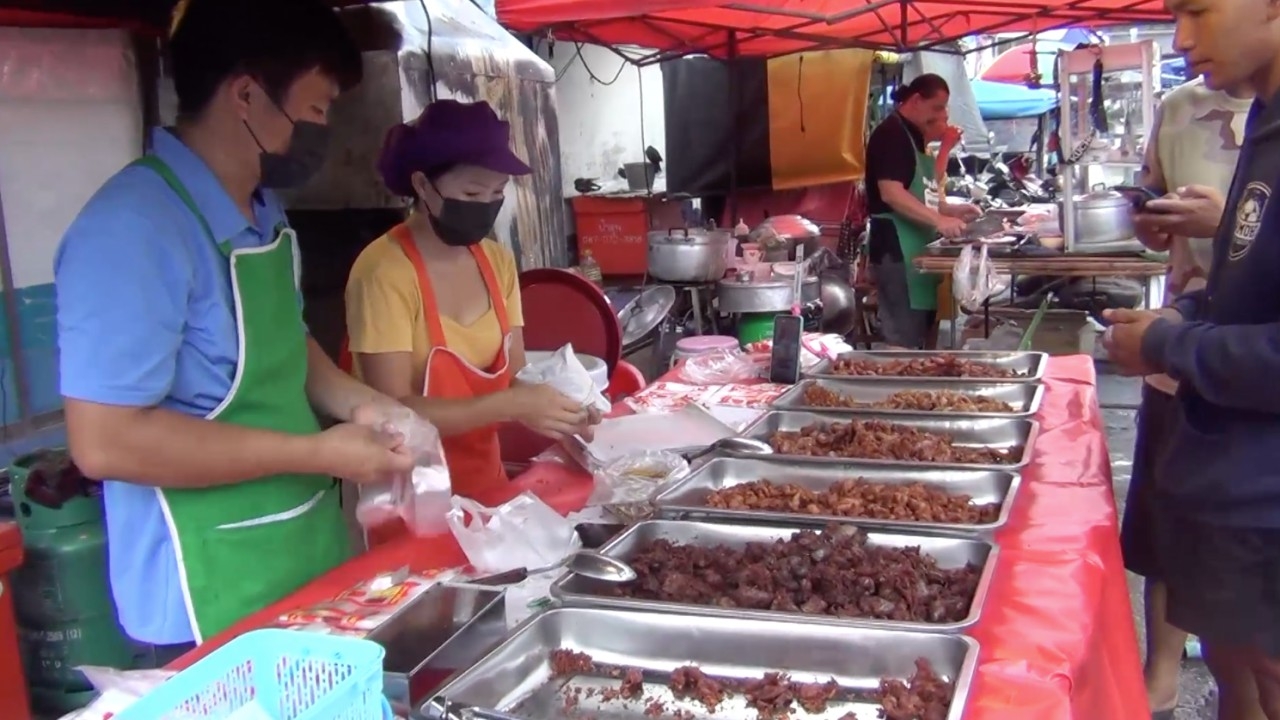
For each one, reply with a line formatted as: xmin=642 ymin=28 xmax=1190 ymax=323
xmin=719 ymin=274 xmax=819 ymax=289
xmin=1076 ymin=188 xmax=1129 ymax=207
xmin=648 ymin=228 xmax=729 ymax=245
xmin=618 ymin=284 xmax=676 ymax=346
xmin=759 ymin=214 xmax=820 ymax=239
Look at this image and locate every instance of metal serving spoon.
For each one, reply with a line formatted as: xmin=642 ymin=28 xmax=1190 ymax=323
xmin=527 ymin=550 xmax=637 ymax=583
xmin=682 ymin=436 xmax=774 ymax=464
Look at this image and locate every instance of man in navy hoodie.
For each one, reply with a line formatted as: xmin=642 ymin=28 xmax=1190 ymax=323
xmin=1104 ymin=1 xmax=1280 ymax=717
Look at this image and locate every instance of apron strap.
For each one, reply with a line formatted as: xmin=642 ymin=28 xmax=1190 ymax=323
xmin=131 ymin=155 xmax=232 ymax=258
xmin=471 ymin=243 xmax=511 ymax=335
xmin=391 ymin=224 xmax=511 ymax=348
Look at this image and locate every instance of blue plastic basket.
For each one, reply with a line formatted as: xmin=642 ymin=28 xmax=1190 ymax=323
xmin=115 ymin=629 xmax=388 ymax=720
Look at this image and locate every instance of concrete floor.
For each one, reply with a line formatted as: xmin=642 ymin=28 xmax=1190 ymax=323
xmin=1098 ymin=371 xmax=1217 ymax=719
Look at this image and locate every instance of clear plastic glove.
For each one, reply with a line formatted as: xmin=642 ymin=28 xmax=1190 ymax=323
xmin=353 ymin=406 xmax=452 ymax=537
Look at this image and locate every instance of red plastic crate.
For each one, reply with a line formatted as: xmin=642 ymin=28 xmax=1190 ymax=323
xmin=571 ymin=196 xmax=649 ymax=275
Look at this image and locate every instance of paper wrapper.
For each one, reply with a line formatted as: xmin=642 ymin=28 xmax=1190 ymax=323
xmin=624 ymin=381 xmax=711 ymax=413
xmin=700 ymin=383 xmax=787 ymax=408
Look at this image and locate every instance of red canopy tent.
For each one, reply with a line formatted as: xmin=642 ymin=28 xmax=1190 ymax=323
xmin=498 ymin=0 xmax=1170 ymax=58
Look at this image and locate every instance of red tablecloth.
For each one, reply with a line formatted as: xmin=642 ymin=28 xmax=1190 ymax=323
xmin=171 ymin=354 xmax=1147 ymax=720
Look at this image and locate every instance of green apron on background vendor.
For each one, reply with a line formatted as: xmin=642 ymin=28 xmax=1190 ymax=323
xmin=864 ymin=73 xmax=979 ymax=349
xmin=53 ymin=0 xmax=414 ymax=662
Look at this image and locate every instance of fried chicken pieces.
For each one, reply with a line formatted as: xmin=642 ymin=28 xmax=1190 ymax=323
xmin=706 ymin=478 xmax=999 ymax=525
xmin=802 ymin=385 xmax=1015 ymax=414
xmin=549 ymin=649 xmax=954 ymax=720
xmin=770 ymin=419 xmax=1017 ymax=465
xmin=830 ymin=355 xmax=1023 ymax=379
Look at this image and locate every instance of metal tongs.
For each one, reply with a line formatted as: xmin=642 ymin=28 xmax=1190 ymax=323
xmin=423 ymin=697 xmax=525 ymax=720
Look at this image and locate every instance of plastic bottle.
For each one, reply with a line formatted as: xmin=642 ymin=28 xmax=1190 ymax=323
xmin=734 ymin=218 xmax=750 ymax=241
xmin=580 ymin=249 xmax=604 ymax=288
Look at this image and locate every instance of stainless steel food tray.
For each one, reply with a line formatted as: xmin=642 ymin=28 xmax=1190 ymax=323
xmin=422 ymin=607 xmax=978 ymax=720
xmin=807 ymin=350 xmax=1047 ymax=383
xmin=550 ymin=519 xmax=997 ymax=634
xmin=773 ymin=378 xmax=1044 ymax=418
xmin=653 ymin=456 xmax=1020 ymax=535
xmin=738 ymin=410 xmax=1039 ymax=471
xmin=366 ymin=585 xmax=508 ymax=709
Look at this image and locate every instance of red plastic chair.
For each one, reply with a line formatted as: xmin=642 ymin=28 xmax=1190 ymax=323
xmin=518 ymin=269 xmax=622 ymax=375
xmin=606 ymin=360 xmax=646 ymax=403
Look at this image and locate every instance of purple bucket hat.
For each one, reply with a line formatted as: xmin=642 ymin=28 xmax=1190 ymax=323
xmin=377 ymin=99 xmax=532 ymax=197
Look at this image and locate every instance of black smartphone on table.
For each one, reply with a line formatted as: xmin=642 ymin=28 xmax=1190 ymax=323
xmin=769 ymin=314 xmax=804 ymax=385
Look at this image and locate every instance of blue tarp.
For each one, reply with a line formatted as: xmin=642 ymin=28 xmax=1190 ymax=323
xmin=971 ymin=79 xmax=1058 ymax=120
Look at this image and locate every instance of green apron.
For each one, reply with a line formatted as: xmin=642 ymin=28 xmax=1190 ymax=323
xmin=871 ymin=116 xmax=940 ymax=311
xmin=134 ymin=155 xmax=349 ymax=642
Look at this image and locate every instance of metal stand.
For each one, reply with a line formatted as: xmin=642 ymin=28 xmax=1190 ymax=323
xmin=1057 ymin=42 xmax=1159 ymax=253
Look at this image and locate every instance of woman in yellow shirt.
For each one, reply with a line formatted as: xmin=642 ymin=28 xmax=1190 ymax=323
xmin=344 ymin=100 xmax=597 ymax=498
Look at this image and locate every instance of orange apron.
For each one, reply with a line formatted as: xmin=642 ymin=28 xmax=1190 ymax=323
xmin=394 ymin=224 xmax=515 ymax=497
xmin=347 ymin=224 xmax=514 ymax=499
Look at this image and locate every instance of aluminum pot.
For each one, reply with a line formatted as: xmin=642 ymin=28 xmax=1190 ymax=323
xmin=647 ymin=228 xmax=731 ymax=282
xmin=718 ymin=272 xmax=820 ymax=314
xmin=1059 ymin=188 xmax=1134 ymax=244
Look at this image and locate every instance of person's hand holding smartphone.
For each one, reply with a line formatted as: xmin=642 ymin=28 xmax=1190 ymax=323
xmin=1112 ymin=185 xmax=1175 ymax=251
xmin=1140 ymin=185 xmax=1226 ymax=239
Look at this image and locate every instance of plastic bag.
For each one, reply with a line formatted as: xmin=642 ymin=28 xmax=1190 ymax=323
xmin=56 ymin=667 xmax=176 ymax=719
xmin=446 ymin=492 xmax=580 ymax=573
xmin=679 ymin=348 xmax=762 ymax=384
xmin=952 ymin=243 xmax=1009 ymax=311
xmin=355 ymin=405 xmax=452 ymax=537
xmin=587 ymin=451 xmax=690 ymax=522
xmin=515 ymin=343 xmax=611 ymax=413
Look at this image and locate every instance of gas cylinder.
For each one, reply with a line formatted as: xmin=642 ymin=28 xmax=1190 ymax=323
xmin=9 ymin=449 xmax=132 ymax=715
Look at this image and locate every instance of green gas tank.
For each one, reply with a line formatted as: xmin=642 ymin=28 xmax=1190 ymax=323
xmin=9 ymin=449 xmax=133 ymax=715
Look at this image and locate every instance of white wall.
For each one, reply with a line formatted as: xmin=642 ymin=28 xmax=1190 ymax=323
xmin=0 ymin=27 xmax=143 ymax=417
xmin=0 ymin=28 xmax=142 ymax=288
xmin=533 ymin=42 xmax=666 ymax=197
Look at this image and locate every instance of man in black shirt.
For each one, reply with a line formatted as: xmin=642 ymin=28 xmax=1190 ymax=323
xmin=865 ymin=74 xmax=975 ymax=348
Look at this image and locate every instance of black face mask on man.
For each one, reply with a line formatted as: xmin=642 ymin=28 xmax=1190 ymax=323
xmin=425 ymin=182 xmax=503 ymax=247
xmin=242 ymin=87 xmax=331 ymax=189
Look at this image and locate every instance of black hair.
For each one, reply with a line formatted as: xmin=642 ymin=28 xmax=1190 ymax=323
xmin=892 ymin=74 xmax=950 ymax=104
xmin=168 ymin=0 xmax=363 ymax=118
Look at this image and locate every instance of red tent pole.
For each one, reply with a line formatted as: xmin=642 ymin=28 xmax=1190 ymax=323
xmin=727 ymin=29 xmax=739 ymax=225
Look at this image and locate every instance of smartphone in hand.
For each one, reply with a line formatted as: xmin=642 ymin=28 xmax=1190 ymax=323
xmin=1111 ymin=185 xmax=1164 ymax=212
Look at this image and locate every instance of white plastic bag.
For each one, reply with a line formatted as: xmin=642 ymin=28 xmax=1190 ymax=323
xmin=515 ymin=343 xmax=611 ymax=413
xmin=587 ymin=451 xmax=690 ymax=522
xmin=57 ymin=666 xmax=176 ymax=719
xmin=355 ymin=405 xmax=452 ymax=537
xmin=952 ymin=243 xmax=1009 ymax=311
xmin=446 ymin=493 xmax=580 ymax=573
xmin=679 ymin=348 xmax=761 ymax=384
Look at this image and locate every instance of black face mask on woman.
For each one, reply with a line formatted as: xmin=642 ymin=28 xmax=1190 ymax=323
xmin=426 ymin=185 xmax=504 ymax=247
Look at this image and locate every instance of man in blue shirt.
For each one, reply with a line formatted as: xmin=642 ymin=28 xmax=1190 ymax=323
xmin=55 ymin=0 xmax=414 ymax=662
